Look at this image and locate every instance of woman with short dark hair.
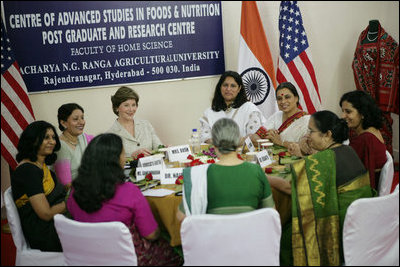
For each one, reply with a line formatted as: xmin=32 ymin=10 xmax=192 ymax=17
xmin=12 ymin=120 xmax=67 ymax=252
xmin=108 ymin=86 xmax=163 ymax=159
xmin=200 ymin=70 xmax=267 ymax=145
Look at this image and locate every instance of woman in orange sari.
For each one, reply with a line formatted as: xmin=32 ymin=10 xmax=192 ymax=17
xmin=256 ymin=82 xmax=310 ymax=148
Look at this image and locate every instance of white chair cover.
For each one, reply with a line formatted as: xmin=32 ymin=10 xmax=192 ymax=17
xmin=378 ymin=150 xmax=394 ymax=196
xmin=4 ymin=187 xmax=64 ymax=266
xmin=54 ymin=214 xmax=137 ymax=266
xmin=180 ymin=208 xmax=281 ymax=266
xmin=343 ymin=190 xmax=399 ymax=266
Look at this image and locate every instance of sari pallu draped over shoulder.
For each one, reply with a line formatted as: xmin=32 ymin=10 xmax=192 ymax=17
xmin=182 ymin=164 xmax=211 ymax=216
xmin=278 ymin=111 xmax=308 ymax=134
xmin=256 ymin=110 xmax=309 ymax=140
xmin=290 ymin=149 xmax=373 ymax=266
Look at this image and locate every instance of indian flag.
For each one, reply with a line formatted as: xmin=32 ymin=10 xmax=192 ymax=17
xmin=238 ymin=1 xmax=278 ymax=118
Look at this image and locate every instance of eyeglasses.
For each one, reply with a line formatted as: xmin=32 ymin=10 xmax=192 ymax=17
xmin=308 ymin=129 xmax=320 ymax=134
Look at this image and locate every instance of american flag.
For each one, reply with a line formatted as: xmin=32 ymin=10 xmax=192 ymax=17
xmin=1 ymin=20 xmax=35 ymax=170
xmin=276 ymin=1 xmax=322 ymax=114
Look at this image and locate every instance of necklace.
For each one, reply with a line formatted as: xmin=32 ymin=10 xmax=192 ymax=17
xmin=225 ymin=104 xmax=233 ymax=113
xmin=367 ymin=31 xmax=378 ymax=42
xmin=326 ymin=142 xmax=339 ymax=150
xmin=62 ymin=133 xmax=78 ymax=146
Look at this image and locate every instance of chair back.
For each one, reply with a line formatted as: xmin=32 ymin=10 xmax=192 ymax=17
xmin=343 ymin=190 xmax=399 ymax=266
xmin=4 ymin=187 xmax=64 ymax=265
xmin=180 ymin=208 xmax=281 ymax=266
xmin=4 ymin=187 xmax=27 ymax=251
xmin=54 ymin=214 xmax=137 ymax=266
xmin=378 ymin=150 xmax=394 ymax=196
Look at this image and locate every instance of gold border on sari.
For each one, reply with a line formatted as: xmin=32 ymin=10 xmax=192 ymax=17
xmin=290 ymin=149 xmax=372 ymax=266
xmin=15 ymin=164 xmax=55 ymax=208
xmin=337 ymin=172 xmax=370 ymax=193
xmin=292 ymin=152 xmax=341 ymax=266
xmin=292 ymin=159 xmax=321 ymax=266
xmin=316 ymin=216 xmax=340 ymax=266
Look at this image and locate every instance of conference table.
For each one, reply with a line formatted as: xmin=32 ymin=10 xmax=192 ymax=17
xmin=140 ymin=144 xmax=297 ymax=247
xmin=145 ymin=184 xmax=183 ymax=247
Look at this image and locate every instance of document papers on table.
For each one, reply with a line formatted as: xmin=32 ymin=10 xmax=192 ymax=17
xmin=142 ymin=188 xmax=176 ymax=197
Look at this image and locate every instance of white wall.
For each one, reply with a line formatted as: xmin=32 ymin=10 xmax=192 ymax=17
xmin=16 ymin=1 xmax=400 ymax=160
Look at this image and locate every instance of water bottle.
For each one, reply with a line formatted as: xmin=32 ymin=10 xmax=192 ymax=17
xmin=190 ymin=129 xmax=200 ymax=154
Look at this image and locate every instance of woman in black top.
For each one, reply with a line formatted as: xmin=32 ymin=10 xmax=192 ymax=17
xmin=11 ymin=120 xmax=66 ymax=252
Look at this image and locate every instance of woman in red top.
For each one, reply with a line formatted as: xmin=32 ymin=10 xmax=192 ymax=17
xmin=340 ymin=90 xmax=387 ymax=190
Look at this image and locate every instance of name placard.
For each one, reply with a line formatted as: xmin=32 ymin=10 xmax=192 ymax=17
xmin=135 ymin=167 xmax=164 ymax=181
xmin=244 ymin=137 xmax=255 ymax=152
xmin=167 ymin=145 xmax=191 ymax=162
xmin=256 ymin=150 xmax=273 ymax=168
xmin=137 ymin=154 xmax=165 ymax=169
xmin=161 ymin=168 xmax=183 ymax=185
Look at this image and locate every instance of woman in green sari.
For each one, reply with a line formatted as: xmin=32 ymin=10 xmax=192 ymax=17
xmin=177 ymin=118 xmax=275 ymax=221
xmin=268 ymin=110 xmax=374 ymax=266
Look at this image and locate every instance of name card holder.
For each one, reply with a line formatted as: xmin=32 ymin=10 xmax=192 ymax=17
xmin=244 ymin=137 xmax=255 ymax=152
xmin=137 ymin=154 xmax=165 ymax=169
xmin=256 ymin=150 xmax=273 ymax=168
xmin=161 ymin=168 xmax=184 ymax=185
xmin=167 ymin=145 xmax=191 ymax=162
xmin=135 ymin=167 xmax=164 ymax=182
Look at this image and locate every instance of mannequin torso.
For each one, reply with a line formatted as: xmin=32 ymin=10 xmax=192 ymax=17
xmin=361 ymin=19 xmax=379 ymax=44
